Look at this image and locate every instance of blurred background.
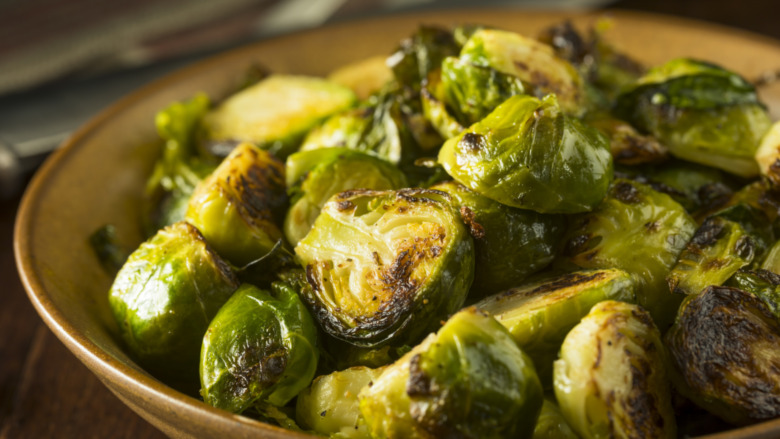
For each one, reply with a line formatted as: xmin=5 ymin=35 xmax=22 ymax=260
xmin=1 ymin=0 xmax=778 ymax=437
xmin=1 ymin=0 xmax=778 ymax=198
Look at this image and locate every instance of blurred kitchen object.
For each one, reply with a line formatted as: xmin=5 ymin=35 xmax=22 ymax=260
xmin=0 ymin=0 xmax=614 ymax=198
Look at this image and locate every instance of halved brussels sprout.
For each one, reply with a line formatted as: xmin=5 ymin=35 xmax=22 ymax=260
xmin=438 ymin=94 xmax=612 ymax=213
xmin=727 ymin=269 xmax=780 ymax=321
xmin=439 ymin=56 xmax=526 ymax=126
xmin=476 ymin=269 xmax=635 ymax=384
xmin=665 ymin=285 xmax=780 ymax=425
xmin=108 ymin=221 xmax=239 ymax=383
xmin=296 ymin=366 xmax=385 ymax=438
xmin=614 ymin=58 xmax=772 ymax=177
xmin=200 ymin=75 xmax=356 ymax=159
xmin=554 ymin=300 xmax=676 ymax=439
xmin=460 ymin=29 xmax=586 ymax=115
xmin=295 ymin=188 xmax=474 ymax=348
xmin=563 ymin=179 xmax=696 ymax=328
xmin=358 ymin=308 xmax=543 ymax=439
xmin=200 ymin=282 xmax=318 ymax=413
xmin=755 ymin=121 xmax=780 ymax=187
xmin=585 ymin=112 xmax=668 ymax=165
xmin=533 ymin=399 xmax=579 ymax=439
xmin=186 ymin=142 xmax=287 ymax=267
xmin=430 ymin=180 xmax=565 ymax=296
xmin=667 ymin=216 xmax=758 ymax=296
xmin=284 ymin=148 xmax=407 ymax=246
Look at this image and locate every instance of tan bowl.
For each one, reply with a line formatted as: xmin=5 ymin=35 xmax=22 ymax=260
xmin=14 ymin=8 xmax=780 ymax=439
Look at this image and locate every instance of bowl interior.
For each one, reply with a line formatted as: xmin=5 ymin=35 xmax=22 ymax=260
xmin=15 ymin=8 xmax=780 ymax=439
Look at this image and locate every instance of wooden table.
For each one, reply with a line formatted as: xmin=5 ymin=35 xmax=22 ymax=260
xmin=2 ymin=1 xmax=779 ymax=437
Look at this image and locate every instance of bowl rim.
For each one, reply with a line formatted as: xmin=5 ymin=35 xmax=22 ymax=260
xmin=14 ymin=7 xmax=780 ymax=438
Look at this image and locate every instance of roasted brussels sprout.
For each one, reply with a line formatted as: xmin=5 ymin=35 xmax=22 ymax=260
xmin=295 ymin=188 xmax=474 ymax=348
xmin=554 ymin=300 xmax=676 ymax=439
xmin=358 ymin=308 xmax=543 ymax=439
xmin=537 ymin=19 xmax=645 ymax=102
xmin=387 ymin=25 xmax=460 ymax=91
xmin=144 ymin=94 xmax=216 ymax=233
xmin=563 ymin=179 xmax=696 ymax=328
xmin=762 ymin=239 xmax=780 ymax=273
xmin=585 ymin=112 xmax=668 ymax=165
xmin=430 ymin=180 xmax=565 ymax=296
xmin=296 ymin=366 xmax=385 ymax=438
xmin=299 ymin=90 xmax=411 ymax=165
xmin=459 ymin=29 xmax=586 ymax=115
xmin=755 ymin=121 xmax=780 ymax=187
xmin=476 ymin=269 xmax=635 ymax=384
xmin=667 ymin=216 xmax=758 ymax=296
xmin=616 ymin=159 xmax=736 ymax=213
xmin=615 ymin=58 xmax=772 ymax=177
xmin=727 ymin=269 xmax=780 ymax=321
xmin=109 ymin=221 xmax=239 ymax=383
xmin=200 ymin=282 xmax=318 ymax=413
xmin=665 ymin=285 xmax=780 ymax=425
xmin=284 ymin=148 xmax=407 ymax=246
xmin=439 ymin=55 xmax=526 ymax=126
xmin=186 ymin=142 xmax=287 ymax=267
xmin=533 ymin=399 xmax=578 ymax=439
xmin=420 ymin=86 xmax=464 ymax=140
xmin=200 ymin=75 xmax=356 ymax=159
xmin=438 ymin=94 xmax=613 ymax=213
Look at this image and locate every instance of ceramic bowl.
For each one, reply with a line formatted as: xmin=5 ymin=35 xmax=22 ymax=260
xmin=15 ymin=8 xmax=780 ymax=438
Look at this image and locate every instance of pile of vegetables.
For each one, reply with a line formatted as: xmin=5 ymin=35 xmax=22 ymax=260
xmin=96 ymin=19 xmax=780 ymax=438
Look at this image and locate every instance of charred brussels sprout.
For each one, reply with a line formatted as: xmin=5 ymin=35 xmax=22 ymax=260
xmin=615 ymin=58 xmax=772 ymax=177
xmin=665 ymin=286 xmax=780 ymax=425
xmin=554 ymin=301 xmax=676 ymax=439
xmin=186 ymin=142 xmax=287 ymax=267
xmin=430 ymin=181 xmax=565 ymax=296
xmin=533 ymin=399 xmax=579 ymax=439
xmin=296 ymin=366 xmax=385 ymax=438
xmin=476 ymin=269 xmax=635 ymax=384
xmin=200 ymin=282 xmax=318 ymax=413
xmin=284 ymin=148 xmax=407 ymax=246
xmin=200 ymin=75 xmax=356 ymax=159
xmin=439 ymin=56 xmax=526 ymax=126
xmin=459 ymin=29 xmax=586 ymax=115
xmin=755 ymin=121 xmax=780 ymax=187
xmin=563 ymin=179 xmax=696 ymax=328
xmin=616 ymin=159 xmax=736 ymax=213
xmin=667 ymin=216 xmax=758 ymax=296
xmin=438 ymin=94 xmax=612 ymax=213
xmin=108 ymin=221 xmax=239 ymax=382
xmin=727 ymin=269 xmax=780 ymax=321
xmin=295 ymin=188 xmax=474 ymax=348
xmin=358 ymin=308 xmax=543 ymax=439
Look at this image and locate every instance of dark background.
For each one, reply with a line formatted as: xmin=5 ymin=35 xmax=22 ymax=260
xmin=2 ymin=0 xmax=777 ymax=437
